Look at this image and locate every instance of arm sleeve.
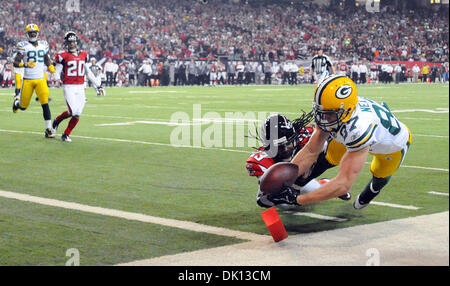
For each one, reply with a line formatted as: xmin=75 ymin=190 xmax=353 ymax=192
xmin=54 ymin=64 xmax=63 ymax=80
xmin=86 ymin=66 xmax=101 ymax=88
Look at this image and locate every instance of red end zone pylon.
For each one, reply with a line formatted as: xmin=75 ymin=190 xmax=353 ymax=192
xmin=261 ymin=207 xmax=288 ymax=242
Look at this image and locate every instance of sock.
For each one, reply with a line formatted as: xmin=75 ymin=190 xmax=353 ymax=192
xmin=55 ymin=111 xmax=71 ymax=125
xmin=42 ymin=103 xmax=51 ymax=121
xmin=45 ymin=120 xmax=52 ymax=129
xmin=300 ymin=179 xmax=321 ymax=194
xmin=358 ymin=176 xmax=391 ymax=204
xmin=64 ymin=116 xmax=79 ymax=135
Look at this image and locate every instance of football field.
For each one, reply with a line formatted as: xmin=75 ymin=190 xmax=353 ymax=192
xmin=0 ymin=83 xmax=448 ymax=266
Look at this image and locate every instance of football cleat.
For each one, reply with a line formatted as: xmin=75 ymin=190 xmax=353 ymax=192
xmin=353 ymin=194 xmax=369 ymax=210
xmin=338 ymin=192 xmax=352 ymax=201
xmin=52 ymin=119 xmax=59 ymax=134
xmin=12 ymin=97 xmax=19 ymax=113
xmin=61 ymin=133 xmax=72 ymax=142
xmin=45 ymin=128 xmax=55 ymax=138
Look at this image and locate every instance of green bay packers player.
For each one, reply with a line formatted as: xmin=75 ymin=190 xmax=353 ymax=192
xmin=267 ymin=75 xmax=412 ymax=209
xmin=12 ymin=24 xmax=56 ymax=138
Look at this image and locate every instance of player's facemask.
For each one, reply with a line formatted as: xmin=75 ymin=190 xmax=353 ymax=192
xmin=27 ymin=31 xmax=39 ymax=43
xmin=313 ymin=103 xmax=349 ymax=132
xmin=274 ymin=140 xmax=296 ymax=160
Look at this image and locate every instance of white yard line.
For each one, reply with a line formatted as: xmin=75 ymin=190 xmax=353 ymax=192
xmin=0 ymin=129 xmax=249 ymax=154
xmin=286 ymin=211 xmax=347 ymax=222
xmin=413 ymin=134 xmax=449 ymax=138
xmin=370 ymin=201 xmax=420 ymax=210
xmin=1 ymin=128 xmax=448 ymax=172
xmin=0 ymin=189 xmax=268 ymax=242
xmin=397 ymin=165 xmax=449 ymax=172
xmin=428 ymin=191 xmax=449 ymax=197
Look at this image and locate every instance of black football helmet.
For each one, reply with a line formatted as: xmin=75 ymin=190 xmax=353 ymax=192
xmin=64 ymin=31 xmax=79 ymax=53
xmin=260 ymin=114 xmax=297 ymax=160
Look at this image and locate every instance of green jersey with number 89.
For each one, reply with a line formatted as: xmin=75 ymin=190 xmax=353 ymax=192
xmin=331 ymin=97 xmax=410 ymax=154
xmin=15 ymin=40 xmax=49 ymax=79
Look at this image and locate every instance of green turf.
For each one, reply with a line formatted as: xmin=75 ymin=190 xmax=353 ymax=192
xmin=0 ymin=83 xmax=448 ymax=265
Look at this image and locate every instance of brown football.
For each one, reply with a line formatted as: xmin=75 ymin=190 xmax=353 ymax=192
xmin=260 ymin=162 xmax=299 ymax=194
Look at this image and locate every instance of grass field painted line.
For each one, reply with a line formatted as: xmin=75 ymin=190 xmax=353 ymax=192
xmin=370 ymin=201 xmax=421 ymax=210
xmin=414 ymin=134 xmax=449 ymax=138
xmin=0 ymin=129 xmax=249 ymax=153
xmin=1 ymin=128 xmax=448 ymax=172
xmin=392 ymin=109 xmax=449 ymax=114
xmin=0 ymin=189 xmax=268 ymax=242
xmin=285 ymin=211 xmax=347 ymax=222
xmin=396 ymin=165 xmax=449 ymax=172
xmin=428 ymin=191 xmax=449 ymax=197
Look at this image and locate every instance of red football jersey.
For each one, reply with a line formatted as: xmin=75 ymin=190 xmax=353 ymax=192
xmin=55 ymin=50 xmax=88 ymax=85
xmin=246 ymin=148 xmax=275 ymax=177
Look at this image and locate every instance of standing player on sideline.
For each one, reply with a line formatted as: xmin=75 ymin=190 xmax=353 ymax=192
xmin=2 ymin=61 xmax=13 ymax=87
xmin=12 ymin=24 xmax=57 ymax=138
xmin=309 ymin=47 xmax=335 ymax=84
xmin=52 ymin=31 xmax=104 ymax=142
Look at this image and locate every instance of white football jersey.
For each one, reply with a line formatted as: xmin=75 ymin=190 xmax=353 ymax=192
xmin=14 ymin=67 xmax=24 ymax=76
xmin=331 ymin=97 xmax=410 ymax=154
xmin=15 ymin=40 xmax=49 ymax=79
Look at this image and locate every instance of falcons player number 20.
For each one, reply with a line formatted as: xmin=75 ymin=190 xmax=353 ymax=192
xmin=66 ymin=60 xmax=85 ymax=77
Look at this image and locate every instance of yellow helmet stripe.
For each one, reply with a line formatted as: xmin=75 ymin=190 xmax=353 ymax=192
xmin=26 ymin=24 xmax=39 ymax=32
xmin=348 ymin=123 xmax=378 ymax=149
xmin=314 ymin=75 xmax=346 ymax=106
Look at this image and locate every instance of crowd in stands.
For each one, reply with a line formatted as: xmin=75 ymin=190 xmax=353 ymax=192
xmin=0 ymin=0 xmax=448 ymax=87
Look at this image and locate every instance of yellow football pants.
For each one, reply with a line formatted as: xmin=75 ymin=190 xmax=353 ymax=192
xmin=15 ymin=73 xmax=22 ymax=90
xmin=369 ymin=127 xmax=412 ymax=178
xmin=324 ymin=127 xmax=412 ymax=179
xmin=19 ymin=76 xmax=49 ymax=108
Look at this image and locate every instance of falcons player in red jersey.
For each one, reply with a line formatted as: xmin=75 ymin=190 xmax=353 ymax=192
xmin=246 ymin=111 xmax=351 ymax=208
xmin=51 ymin=31 xmax=104 ymax=142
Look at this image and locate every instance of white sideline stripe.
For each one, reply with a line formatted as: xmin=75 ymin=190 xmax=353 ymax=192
xmin=399 ymin=117 xmax=446 ymax=121
xmin=1 ymin=128 xmax=448 ymax=172
xmin=414 ymin=134 xmax=449 ymax=138
xmin=0 ymin=190 xmax=268 ymax=242
xmin=95 ymin=121 xmax=198 ymax=127
xmin=95 ymin=118 xmax=260 ymax=127
xmin=128 ymin=91 xmax=183 ymax=94
xmin=370 ymin=201 xmax=420 ymax=210
xmin=286 ymin=211 xmax=347 ymax=222
xmin=392 ymin=109 xmax=448 ymax=114
xmin=428 ymin=191 xmax=449 ymax=197
xmin=0 ymin=129 xmax=249 ymax=154
xmin=398 ymin=165 xmax=449 ymax=172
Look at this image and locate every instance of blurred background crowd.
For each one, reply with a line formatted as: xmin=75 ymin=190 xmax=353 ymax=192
xmin=0 ymin=0 xmax=448 ymax=86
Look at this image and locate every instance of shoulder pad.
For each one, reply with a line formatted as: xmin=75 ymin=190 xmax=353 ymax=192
xmin=246 ymin=150 xmax=275 ymax=176
xmin=343 ymin=113 xmax=378 ymax=152
xmin=16 ymin=41 xmax=28 ymax=49
xmin=39 ymin=40 xmax=49 ymax=46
